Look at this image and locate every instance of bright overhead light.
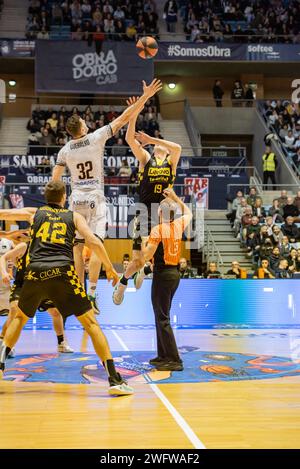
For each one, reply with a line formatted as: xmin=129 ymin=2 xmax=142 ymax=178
xmin=168 ymin=83 xmax=176 ymax=89
xmin=8 ymin=80 xmax=16 ymax=87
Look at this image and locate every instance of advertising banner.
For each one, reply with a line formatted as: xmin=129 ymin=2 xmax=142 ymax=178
xmin=35 ymin=40 xmax=153 ymax=93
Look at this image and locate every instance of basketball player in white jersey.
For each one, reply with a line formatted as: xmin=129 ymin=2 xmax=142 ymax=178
xmin=0 ymin=237 xmax=14 ymax=316
xmin=52 ymin=78 xmax=162 ymax=313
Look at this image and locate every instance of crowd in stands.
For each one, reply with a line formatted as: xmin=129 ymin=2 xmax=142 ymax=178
xmin=183 ymin=0 xmax=300 ymax=43
xmin=262 ymin=99 xmax=300 ymax=171
xmin=26 ymin=0 xmax=159 ymax=41
xmin=212 ymin=78 xmax=255 ymax=107
xmin=26 ymin=100 xmax=160 ymax=171
xmin=226 ymin=187 xmax=300 ymax=278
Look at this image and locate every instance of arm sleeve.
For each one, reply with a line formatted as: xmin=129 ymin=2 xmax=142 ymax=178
xmin=93 ymin=125 xmax=113 ymax=145
xmin=56 ymin=148 xmax=66 ymax=166
xmin=148 ymin=225 xmax=162 ymax=246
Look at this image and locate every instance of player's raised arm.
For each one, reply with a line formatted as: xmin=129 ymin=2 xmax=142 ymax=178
xmin=0 ymin=207 xmax=37 ymax=223
xmin=163 ymin=188 xmax=193 ymax=228
xmin=110 ymin=78 xmax=162 ymax=136
xmin=0 ymin=229 xmax=29 ymax=243
xmin=74 ymin=212 xmax=119 ymax=286
xmin=52 ymin=147 xmax=66 ymax=181
xmin=125 ymin=97 xmax=151 ymax=167
xmin=135 ymin=131 xmax=182 ymax=171
xmin=0 ymin=242 xmax=28 ymax=285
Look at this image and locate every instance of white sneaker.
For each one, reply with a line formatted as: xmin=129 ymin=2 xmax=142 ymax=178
xmin=112 ymin=282 xmax=126 ymax=305
xmin=7 ymin=348 xmax=15 ymax=358
xmin=58 ymin=341 xmax=74 ymax=353
xmin=108 ymin=382 xmax=134 ymax=396
xmin=134 ymin=268 xmax=146 ymax=290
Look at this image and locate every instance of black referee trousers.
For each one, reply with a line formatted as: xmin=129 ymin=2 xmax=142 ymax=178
xmin=151 ymin=267 xmax=181 ymax=362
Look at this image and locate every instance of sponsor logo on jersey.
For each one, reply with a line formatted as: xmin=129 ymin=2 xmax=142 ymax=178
xmin=148 ymin=167 xmax=171 ymax=177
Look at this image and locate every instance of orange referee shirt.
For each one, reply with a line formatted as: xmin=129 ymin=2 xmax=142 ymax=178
xmin=148 ymin=217 xmax=185 ymax=267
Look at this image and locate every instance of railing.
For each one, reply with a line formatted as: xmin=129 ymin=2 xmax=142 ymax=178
xmin=184 ymin=99 xmax=201 ymax=156
xmin=2 ymin=31 xmax=300 ymax=43
xmin=0 ymin=145 xmax=247 ymax=158
xmin=258 ymin=101 xmax=300 ymax=181
xmin=202 ymin=225 xmax=224 ymax=269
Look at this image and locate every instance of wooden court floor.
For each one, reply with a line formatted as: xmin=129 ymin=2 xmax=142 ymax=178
xmin=1 ymin=328 xmax=300 ymax=449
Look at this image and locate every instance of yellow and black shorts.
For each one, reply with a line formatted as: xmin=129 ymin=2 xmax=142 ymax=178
xmin=18 ymin=264 xmax=91 ymax=319
xmin=10 ymin=284 xmax=56 ymax=311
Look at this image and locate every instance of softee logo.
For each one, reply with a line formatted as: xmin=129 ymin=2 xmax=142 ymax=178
xmin=248 ymin=45 xmax=275 ymax=53
xmin=72 ymin=50 xmax=118 ymax=85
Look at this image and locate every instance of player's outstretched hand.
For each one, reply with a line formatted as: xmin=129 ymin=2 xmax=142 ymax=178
xmin=134 ymin=131 xmax=151 ymax=146
xmin=142 ymin=78 xmax=162 ymax=98
xmin=106 ymin=268 xmax=120 ymax=287
xmin=163 ymin=188 xmax=178 ymax=201
xmin=2 ymin=271 xmax=12 ymax=286
xmin=126 ymin=96 xmax=139 ymax=107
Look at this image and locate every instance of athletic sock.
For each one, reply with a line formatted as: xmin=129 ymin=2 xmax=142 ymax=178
xmin=57 ymin=334 xmax=64 ymax=345
xmin=120 ymin=275 xmax=128 ymax=286
xmin=0 ymin=341 xmax=11 ymax=366
xmin=143 ymin=265 xmax=152 ymax=276
xmin=103 ymin=359 xmax=119 ymax=381
xmin=88 ymin=282 xmax=97 ymax=297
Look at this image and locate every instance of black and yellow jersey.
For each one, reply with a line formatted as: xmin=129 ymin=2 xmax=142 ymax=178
xmin=138 ymin=155 xmax=175 ymax=207
xmin=28 ymin=204 xmax=75 ymax=267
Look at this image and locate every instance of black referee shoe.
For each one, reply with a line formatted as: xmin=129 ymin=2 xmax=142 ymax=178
xmin=149 ymin=357 xmax=165 ymax=366
xmin=154 ymin=361 xmax=184 ymax=372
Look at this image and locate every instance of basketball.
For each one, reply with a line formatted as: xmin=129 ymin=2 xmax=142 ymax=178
xmin=136 ymin=36 xmax=158 ymax=59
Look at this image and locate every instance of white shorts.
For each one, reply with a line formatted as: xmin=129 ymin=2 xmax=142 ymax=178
xmin=0 ymin=282 xmax=10 ymax=311
xmin=69 ymin=189 xmax=107 ymax=241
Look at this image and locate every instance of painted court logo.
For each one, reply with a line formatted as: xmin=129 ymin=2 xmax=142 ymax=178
xmin=3 ymin=349 xmax=300 ymax=384
xmin=72 ymin=50 xmax=118 ymax=86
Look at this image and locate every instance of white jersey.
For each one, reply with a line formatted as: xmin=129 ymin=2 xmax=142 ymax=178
xmin=56 ymin=125 xmax=112 ymax=195
xmin=0 ymin=238 xmax=13 ymax=309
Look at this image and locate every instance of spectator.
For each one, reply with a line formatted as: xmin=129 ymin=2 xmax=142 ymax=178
xmin=212 ymin=79 xmax=224 ymax=107
xmin=277 ymin=190 xmax=288 ymax=208
xmin=283 ymin=196 xmax=299 ymax=220
xmin=293 ymin=190 xmax=300 ymax=211
xmin=226 ymin=261 xmax=244 ymax=278
xmin=253 ymin=258 xmax=275 ymax=279
xmin=46 ymin=112 xmax=58 ymax=132
xmin=280 ymin=236 xmax=291 ymax=257
xmin=231 ymin=80 xmax=244 ymax=107
xmin=275 ymin=258 xmax=292 ymax=278
xmin=271 ymin=225 xmax=284 ymax=246
xmin=178 ymin=258 xmax=194 ymax=278
xmin=281 ymin=216 xmax=300 ymax=243
xmin=118 ymin=159 xmax=132 ymax=177
xmin=262 ymin=145 xmax=277 ymax=190
xmin=164 ymin=0 xmax=178 ymax=33
xmin=269 ymin=198 xmax=284 ymax=223
xmin=35 ymin=156 xmax=51 ymax=175
xmin=287 ymin=248 xmax=299 ymax=273
xmin=38 ymin=128 xmax=55 ymax=147
xmin=252 ymin=198 xmax=266 ymax=222
xmin=37 ymin=27 xmax=49 ymax=39
xmin=204 ymin=261 xmax=221 ymax=279
xmin=246 ymin=187 xmax=259 ymax=207
xmin=269 ymin=246 xmax=281 ymax=272
xmin=227 ymin=189 xmax=243 ymax=225
xmin=244 ymin=83 xmax=254 ymax=107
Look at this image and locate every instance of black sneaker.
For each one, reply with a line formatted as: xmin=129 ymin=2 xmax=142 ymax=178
xmin=149 ymin=357 xmax=165 ymax=366
xmin=88 ymin=295 xmax=100 ymax=315
xmin=108 ymin=372 xmax=134 ymax=396
xmin=155 ymin=361 xmax=184 ymax=371
xmin=0 ymin=309 xmax=9 ymax=316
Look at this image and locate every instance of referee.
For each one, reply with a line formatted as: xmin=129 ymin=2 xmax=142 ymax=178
xmin=142 ymin=188 xmax=192 ymax=371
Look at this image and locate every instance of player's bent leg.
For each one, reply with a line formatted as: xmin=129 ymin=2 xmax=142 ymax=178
xmin=76 ymin=309 xmax=133 ymax=396
xmin=47 ymin=307 xmax=74 ymax=353
xmin=74 ymin=243 xmax=85 ymax=285
xmin=87 ymin=250 xmax=102 ymax=315
xmin=0 ymin=307 xmax=28 ymax=379
xmin=1 ymin=302 xmax=19 ymax=358
xmin=113 ymin=250 xmax=145 ymax=305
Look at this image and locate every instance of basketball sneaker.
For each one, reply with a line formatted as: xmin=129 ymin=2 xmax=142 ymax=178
xmin=108 ymin=373 xmax=134 ymax=396
xmin=149 ymin=357 xmax=165 ymax=366
xmin=58 ymin=341 xmax=74 ymax=353
xmin=7 ymin=348 xmax=15 ymax=358
xmin=154 ymin=361 xmax=184 ymax=371
xmin=88 ymin=295 xmax=100 ymax=315
xmin=134 ymin=268 xmax=146 ymax=290
xmin=112 ymin=282 xmax=126 ymax=305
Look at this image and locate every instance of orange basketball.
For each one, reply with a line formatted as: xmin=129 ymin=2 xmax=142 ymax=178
xmin=201 ymin=365 xmax=234 ymax=375
xmin=136 ymin=36 xmax=158 ymax=59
